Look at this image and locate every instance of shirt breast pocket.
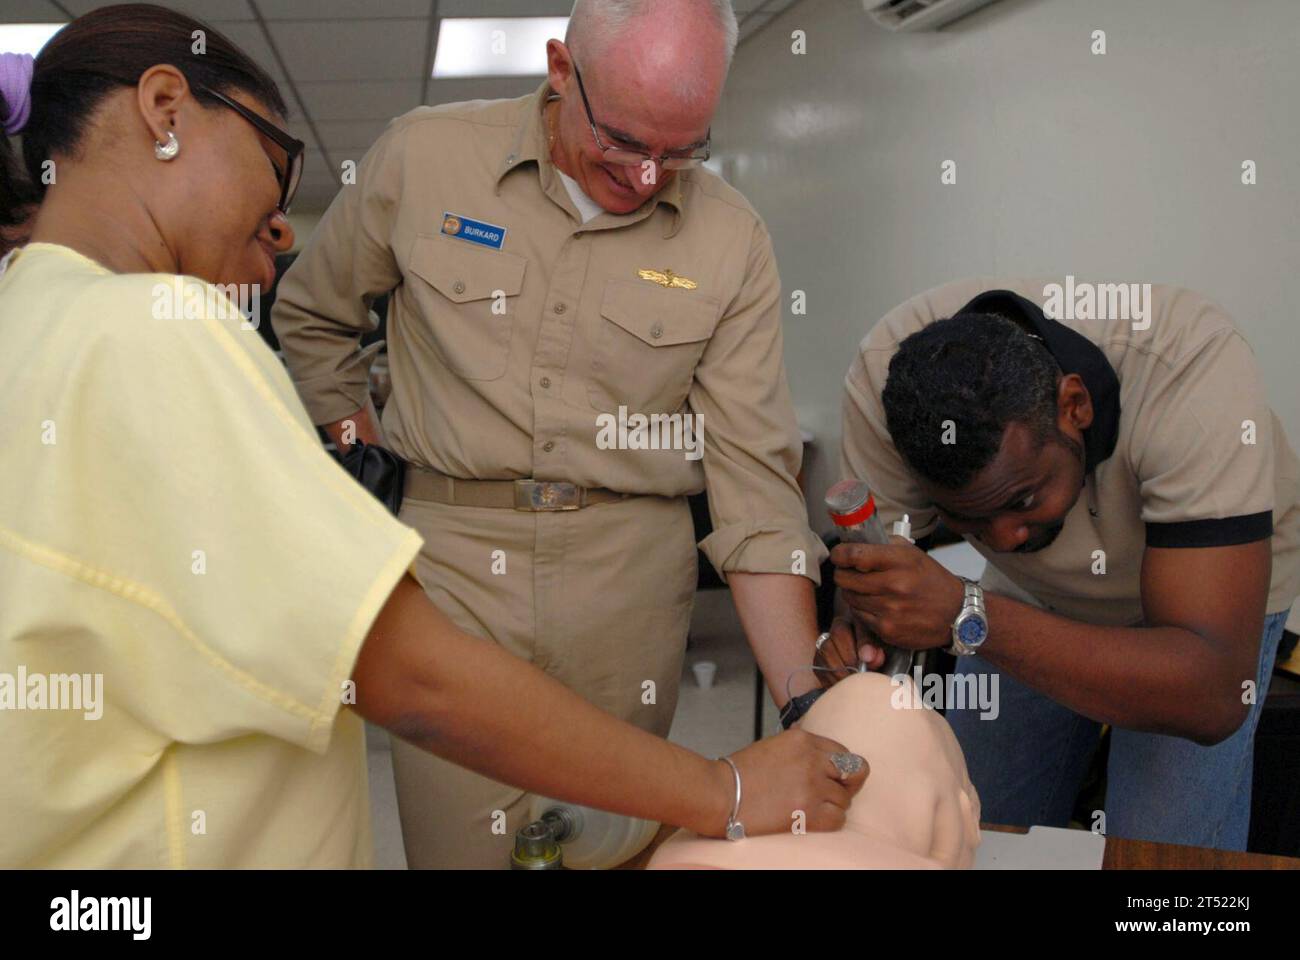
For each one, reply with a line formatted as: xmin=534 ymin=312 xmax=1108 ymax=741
xmin=588 ymin=279 xmax=720 ymax=414
xmin=406 ymin=233 xmax=527 ymax=381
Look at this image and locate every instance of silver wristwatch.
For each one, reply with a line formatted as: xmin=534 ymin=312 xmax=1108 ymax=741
xmin=948 ymin=578 xmax=989 ymax=655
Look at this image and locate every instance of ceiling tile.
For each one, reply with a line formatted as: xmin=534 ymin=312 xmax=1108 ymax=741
xmin=207 ymin=21 xmax=286 ymax=82
xmin=296 ymin=186 xmax=340 ymax=208
xmin=294 ymin=149 xmax=343 ymax=211
xmin=425 ymin=76 xmax=542 ymax=106
xmin=314 ymin=118 xmax=394 ymax=152
xmin=295 ymin=79 xmax=422 ymax=120
xmin=0 ymin=0 xmax=67 ymax=20
xmin=60 ymin=0 xmax=255 ymax=20
xmin=437 ymin=1 xmax=574 ymax=15
xmin=255 ymin=0 xmax=430 ymax=18
xmin=297 ymin=174 xmax=343 ymax=194
xmin=297 ymin=178 xmax=337 ymax=195
xmin=300 ymin=148 xmax=335 ymax=182
xmin=294 ymin=183 xmax=342 ymax=213
xmin=268 ymin=18 xmax=428 ymax=81
xmin=298 ymin=166 xmax=341 ymax=187
xmin=739 ymin=13 xmax=775 ymax=38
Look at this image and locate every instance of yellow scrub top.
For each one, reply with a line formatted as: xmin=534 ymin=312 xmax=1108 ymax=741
xmin=0 ymin=243 xmax=422 ymax=867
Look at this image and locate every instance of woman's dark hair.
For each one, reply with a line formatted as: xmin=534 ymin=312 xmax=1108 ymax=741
xmin=882 ymin=313 xmax=1063 ymax=490
xmin=0 ymin=3 xmax=286 ymax=232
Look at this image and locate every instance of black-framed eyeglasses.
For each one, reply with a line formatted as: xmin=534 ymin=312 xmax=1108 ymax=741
xmin=198 ymin=86 xmax=305 ymax=213
xmin=570 ymin=60 xmax=711 ymax=171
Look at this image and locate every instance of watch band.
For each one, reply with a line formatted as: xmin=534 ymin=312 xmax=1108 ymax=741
xmin=948 ymin=578 xmax=987 ymax=656
xmin=779 ymin=688 xmax=825 ymax=729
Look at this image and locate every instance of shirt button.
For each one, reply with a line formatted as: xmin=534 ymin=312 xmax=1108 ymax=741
xmin=554 ymin=302 xmax=567 ymax=314
xmin=539 ymin=376 xmax=551 ymax=388
xmin=543 ymin=441 xmax=555 ymax=452
xmin=650 ymin=323 xmax=664 ymax=339
xmin=453 ymin=280 xmax=466 ymax=295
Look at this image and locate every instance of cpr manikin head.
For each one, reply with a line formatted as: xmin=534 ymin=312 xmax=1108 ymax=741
xmin=648 ymin=672 xmax=981 ymax=869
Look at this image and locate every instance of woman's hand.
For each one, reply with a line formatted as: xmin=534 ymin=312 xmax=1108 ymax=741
xmin=707 ymin=728 xmax=869 ymax=837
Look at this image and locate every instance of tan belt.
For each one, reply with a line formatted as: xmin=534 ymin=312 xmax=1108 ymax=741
xmin=405 ymin=464 xmax=631 ymax=511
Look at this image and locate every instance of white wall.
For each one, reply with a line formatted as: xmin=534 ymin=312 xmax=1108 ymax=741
xmin=717 ymin=0 xmax=1300 ymax=538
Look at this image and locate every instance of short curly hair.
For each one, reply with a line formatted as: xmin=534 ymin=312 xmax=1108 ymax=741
xmin=882 ymin=313 xmax=1062 ymax=489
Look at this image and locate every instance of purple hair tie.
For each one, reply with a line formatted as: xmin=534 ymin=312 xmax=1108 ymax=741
xmin=1 ymin=53 xmax=35 ymax=136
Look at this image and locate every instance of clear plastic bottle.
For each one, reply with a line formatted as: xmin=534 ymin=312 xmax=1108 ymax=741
xmin=825 ymin=479 xmax=916 ymax=678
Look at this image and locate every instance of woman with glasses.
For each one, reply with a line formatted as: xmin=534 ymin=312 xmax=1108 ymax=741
xmin=0 ymin=4 xmax=864 ymax=868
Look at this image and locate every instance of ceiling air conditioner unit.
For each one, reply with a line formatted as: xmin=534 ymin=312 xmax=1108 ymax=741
xmin=862 ymin=0 xmax=1000 ymax=32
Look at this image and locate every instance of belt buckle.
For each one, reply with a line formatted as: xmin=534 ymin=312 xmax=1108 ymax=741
xmin=514 ymin=480 xmax=582 ymax=511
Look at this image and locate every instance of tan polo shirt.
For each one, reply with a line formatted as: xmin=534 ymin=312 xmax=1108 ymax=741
xmin=272 ymin=82 xmax=823 ymax=582
xmin=842 ymin=277 xmax=1300 ymax=625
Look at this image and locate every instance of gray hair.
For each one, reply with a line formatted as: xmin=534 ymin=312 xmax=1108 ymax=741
xmin=567 ymin=0 xmax=739 ymax=74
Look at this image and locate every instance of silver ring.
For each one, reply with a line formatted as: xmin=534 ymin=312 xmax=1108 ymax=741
xmin=815 ymin=631 xmax=830 ymax=652
xmin=830 ymin=752 xmax=866 ymax=780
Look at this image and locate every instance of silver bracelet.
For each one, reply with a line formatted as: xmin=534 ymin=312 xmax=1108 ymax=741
xmin=720 ymin=756 xmax=745 ymax=840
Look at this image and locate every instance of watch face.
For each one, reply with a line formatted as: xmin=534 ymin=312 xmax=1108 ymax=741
xmin=958 ymin=616 xmax=987 ymax=646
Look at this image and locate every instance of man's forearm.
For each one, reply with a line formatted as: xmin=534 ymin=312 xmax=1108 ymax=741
xmin=730 ymin=571 xmax=821 ymax=704
xmin=977 ymin=593 xmax=1250 ymax=744
xmin=324 ymin=398 xmax=384 ymax=454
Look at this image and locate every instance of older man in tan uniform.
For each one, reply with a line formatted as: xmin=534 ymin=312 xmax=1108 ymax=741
xmin=272 ymin=0 xmax=828 ymax=867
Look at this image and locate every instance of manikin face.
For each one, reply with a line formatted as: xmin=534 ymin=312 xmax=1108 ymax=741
xmin=647 ymin=673 xmax=982 ymax=870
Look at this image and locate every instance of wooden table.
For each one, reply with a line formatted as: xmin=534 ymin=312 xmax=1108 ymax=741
xmin=619 ymin=822 xmax=1300 ymax=869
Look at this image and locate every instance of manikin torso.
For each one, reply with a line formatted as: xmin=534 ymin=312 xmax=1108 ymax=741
xmin=648 ymin=672 xmax=982 ymax=869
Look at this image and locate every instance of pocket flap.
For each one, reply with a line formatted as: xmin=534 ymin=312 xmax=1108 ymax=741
xmin=409 ymin=233 xmax=527 ymax=303
xmin=599 ymin=279 xmax=720 ymax=347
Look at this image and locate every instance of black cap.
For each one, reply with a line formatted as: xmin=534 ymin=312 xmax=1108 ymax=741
xmin=955 ymin=289 xmax=1122 ymax=474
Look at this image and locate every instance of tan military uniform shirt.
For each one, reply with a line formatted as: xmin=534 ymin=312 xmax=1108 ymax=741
xmin=272 ymin=82 xmax=824 ymax=581
xmin=842 ymin=277 xmax=1300 ymax=626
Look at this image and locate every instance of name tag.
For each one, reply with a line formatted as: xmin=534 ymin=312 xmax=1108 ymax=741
xmin=441 ymin=212 xmax=507 ymax=250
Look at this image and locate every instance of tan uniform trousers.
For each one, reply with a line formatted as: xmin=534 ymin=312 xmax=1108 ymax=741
xmin=390 ymin=490 xmax=698 ymax=868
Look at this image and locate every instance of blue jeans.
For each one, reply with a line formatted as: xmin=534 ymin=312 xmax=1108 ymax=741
xmin=946 ymin=609 xmax=1289 ymax=851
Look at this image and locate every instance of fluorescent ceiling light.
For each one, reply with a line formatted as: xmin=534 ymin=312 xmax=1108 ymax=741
xmin=0 ymin=23 xmax=66 ymax=57
xmin=433 ymin=17 xmax=568 ymax=78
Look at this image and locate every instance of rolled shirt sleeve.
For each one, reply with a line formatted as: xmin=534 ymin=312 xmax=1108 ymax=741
xmin=691 ymin=220 xmax=827 ymax=583
xmin=271 ymin=121 xmax=407 ymax=425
